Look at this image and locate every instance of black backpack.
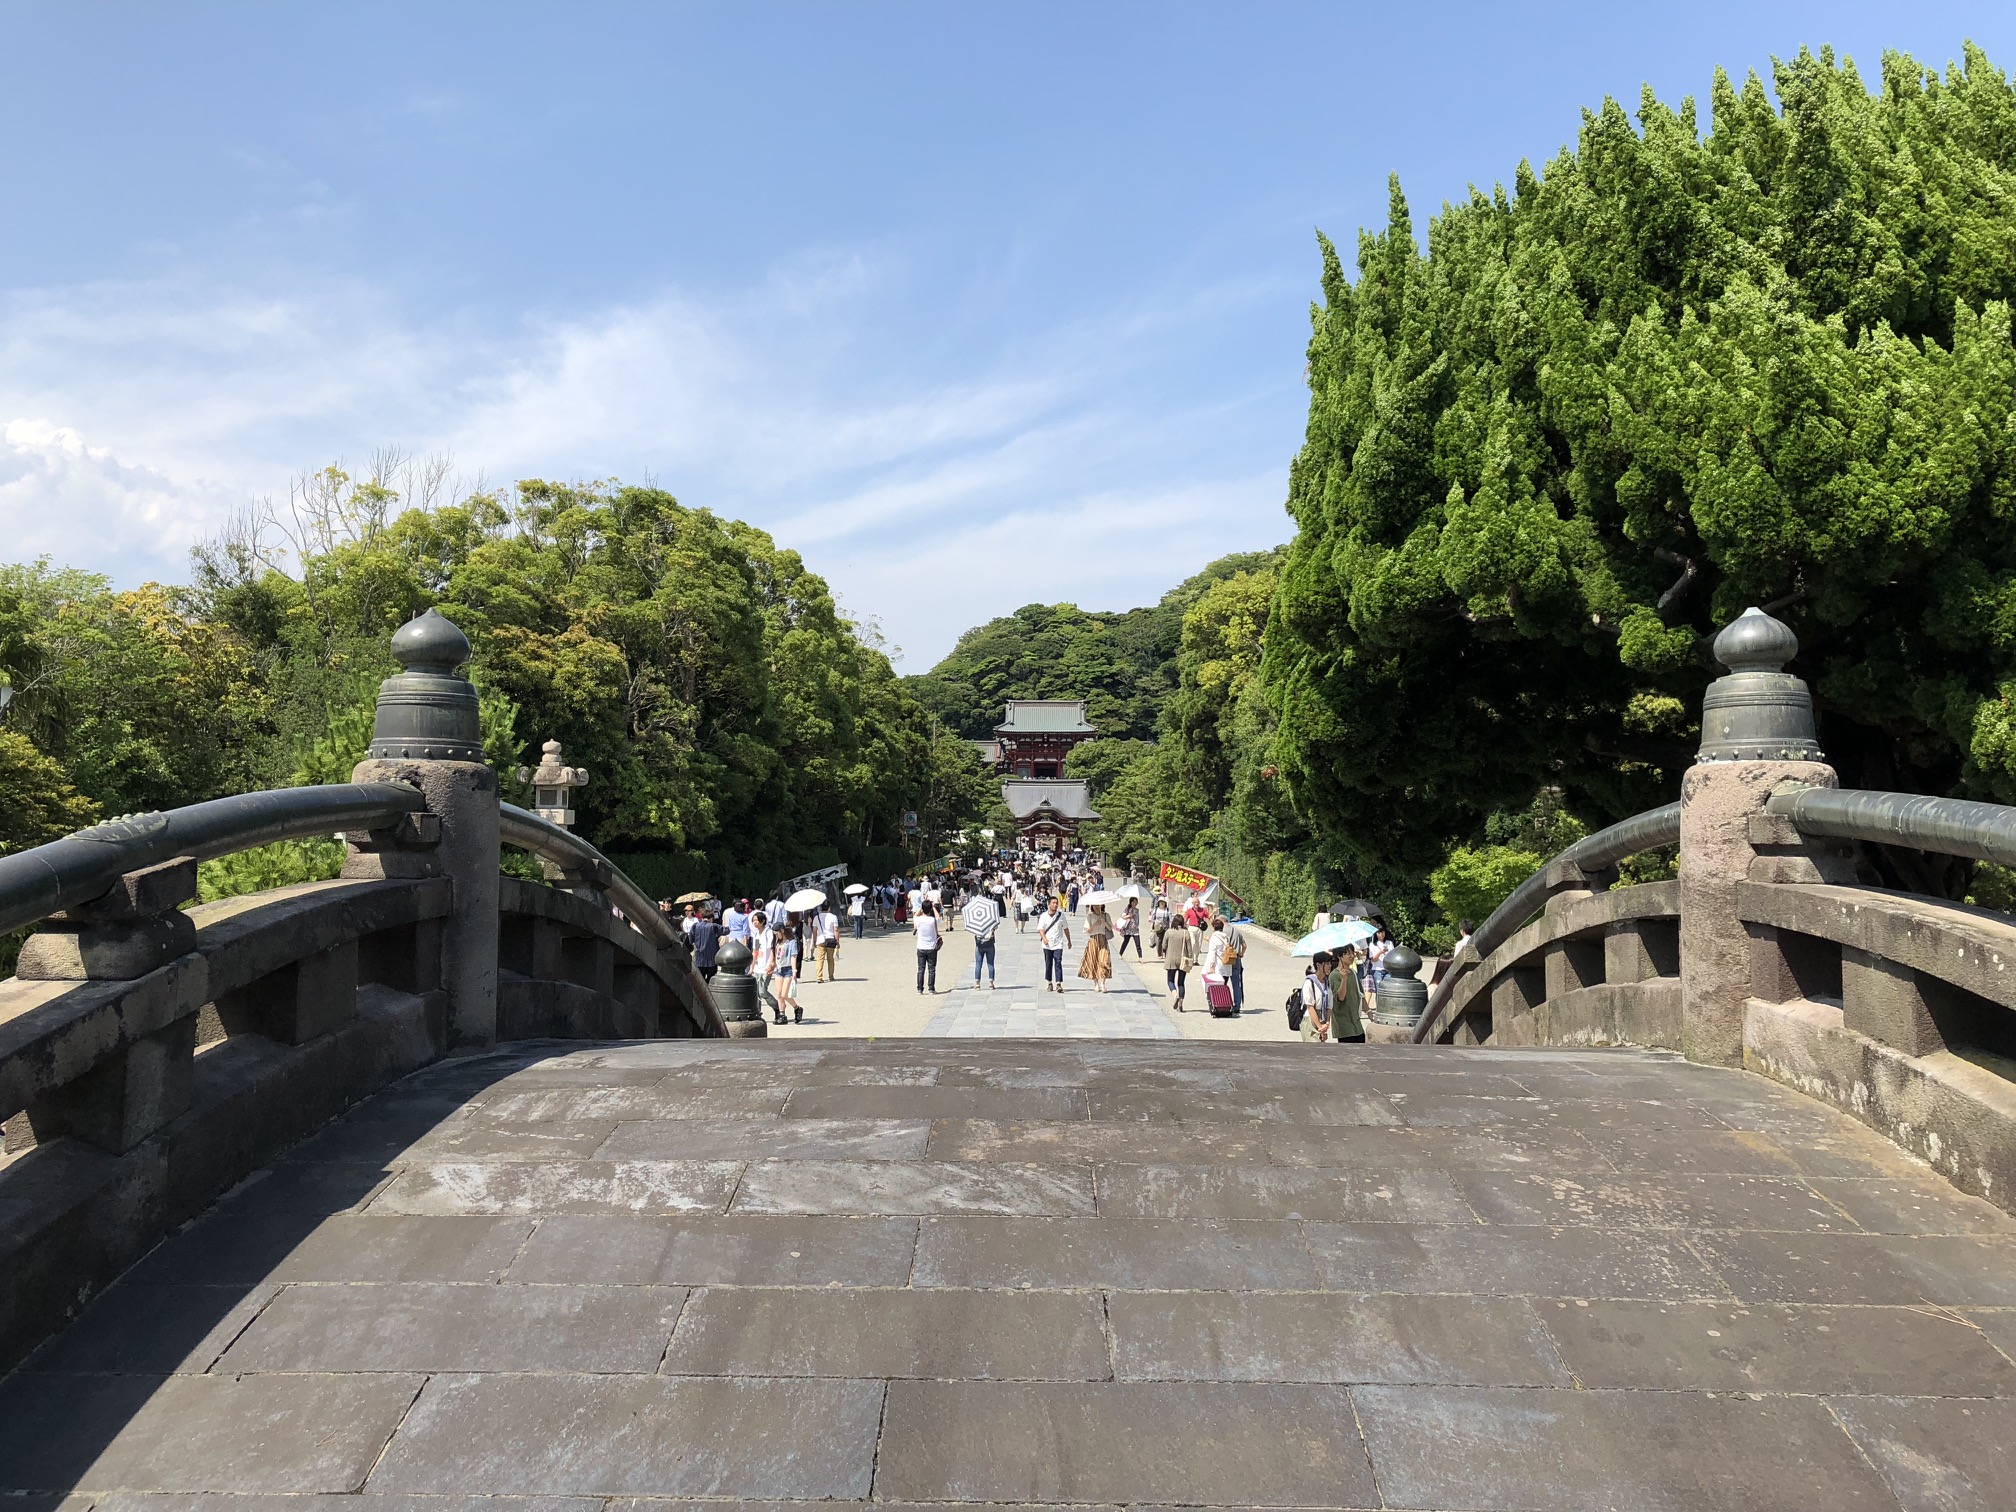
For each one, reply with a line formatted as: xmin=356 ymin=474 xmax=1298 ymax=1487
xmin=1285 ymin=989 xmax=1305 ymax=1032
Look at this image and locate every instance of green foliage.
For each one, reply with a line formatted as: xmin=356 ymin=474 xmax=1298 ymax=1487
xmin=0 ymin=729 xmax=98 ymax=853
xmin=909 ymin=553 xmax=1278 ymax=741
xmin=1429 ymin=844 xmax=1547 ymax=927
xmin=4 ymin=473 xmax=985 ymax=906
xmin=1265 ymin=44 xmax=2016 ymax=878
xmin=196 ymin=838 xmax=346 ymax=902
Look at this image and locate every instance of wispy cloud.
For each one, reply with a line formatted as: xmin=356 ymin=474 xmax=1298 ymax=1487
xmin=0 ymin=249 xmax=1298 ymax=660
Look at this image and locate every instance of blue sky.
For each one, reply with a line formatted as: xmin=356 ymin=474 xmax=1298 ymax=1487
xmin=1 ymin=3 xmax=2009 ymax=665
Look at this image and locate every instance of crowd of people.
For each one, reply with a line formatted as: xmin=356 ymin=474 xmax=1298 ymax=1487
xmin=656 ymin=850 xmax=1420 ymax=1043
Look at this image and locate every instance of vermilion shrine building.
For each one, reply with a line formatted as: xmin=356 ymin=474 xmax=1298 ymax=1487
xmin=975 ymin=700 xmax=1100 ymax=851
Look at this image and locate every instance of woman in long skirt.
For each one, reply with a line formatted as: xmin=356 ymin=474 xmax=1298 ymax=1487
xmin=1078 ymin=903 xmax=1114 ymax=993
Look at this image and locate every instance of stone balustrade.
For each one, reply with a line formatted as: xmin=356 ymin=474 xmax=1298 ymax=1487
xmin=0 ymin=610 xmax=722 ymax=1370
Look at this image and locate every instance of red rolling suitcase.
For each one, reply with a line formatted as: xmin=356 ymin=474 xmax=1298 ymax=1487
xmin=1204 ymin=977 xmax=1236 ymax=1016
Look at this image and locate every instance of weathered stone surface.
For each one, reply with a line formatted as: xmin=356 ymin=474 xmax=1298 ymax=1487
xmin=666 ymin=1287 xmax=1108 ymax=1379
xmin=16 ymin=1036 xmax=2016 ymax=1503
xmin=219 ymin=1283 xmax=686 ymax=1372
xmin=731 ymin=1159 xmax=1093 ymax=1216
xmin=1807 ymin=1175 xmax=2016 ymax=1235
xmin=914 ymin=1216 xmax=1319 ymax=1289
xmin=1303 ymin=1221 xmax=1723 ymax=1299
xmin=1686 ymin=1229 xmax=2016 ymax=1305
xmin=0 ymin=1371 xmax=424 ymax=1494
xmin=370 ymin=1374 xmax=884 ymax=1497
xmin=926 ymin=1117 xmax=1278 ymax=1164
xmin=1355 ymin=1383 xmax=1897 ymax=1511
xmin=481 ymin=1084 xmax=792 ymax=1121
xmin=1540 ymin=1298 xmax=2016 ymax=1394
xmin=506 ymin=1213 xmax=918 ymax=1285
xmin=597 ymin=1116 xmax=931 ymax=1161
xmin=1450 ymin=1170 xmax=1862 ymax=1231
xmin=130 ymin=1213 xmax=535 ymax=1285
xmin=371 ymin=1159 xmax=742 ymax=1215
xmin=1094 ymin=1163 xmax=1470 ymax=1221
xmin=16 ymin=1283 xmax=277 ymax=1375
xmin=780 ymin=1084 xmax=1088 ymax=1121
xmin=876 ymin=1381 xmax=1379 ymax=1506
xmin=1108 ymin=1292 xmax=1568 ymax=1386
xmin=1820 ymin=1395 xmax=2016 ymax=1512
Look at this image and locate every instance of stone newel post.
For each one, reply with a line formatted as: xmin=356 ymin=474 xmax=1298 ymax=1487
xmin=348 ymin=609 xmax=501 ymax=1050
xmin=1679 ymin=608 xmax=1835 ymax=1066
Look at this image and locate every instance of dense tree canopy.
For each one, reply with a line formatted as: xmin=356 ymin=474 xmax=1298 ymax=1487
xmin=907 ymin=553 xmax=1275 ymax=740
xmin=1 ymin=472 xmax=984 ymax=896
xmin=1265 ymin=44 xmax=2016 ymax=876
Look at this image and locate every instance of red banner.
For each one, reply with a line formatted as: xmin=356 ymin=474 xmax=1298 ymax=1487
xmin=1157 ymin=861 xmax=1247 ymax=913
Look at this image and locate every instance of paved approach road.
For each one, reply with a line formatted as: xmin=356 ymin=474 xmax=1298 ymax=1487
xmin=4 ymin=1036 xmax=2013 ymax=1506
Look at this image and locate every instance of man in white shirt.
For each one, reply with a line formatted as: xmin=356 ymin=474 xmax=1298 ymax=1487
xmin=1037 ymin=898 xmax=1072 ymax=995
xmin=814 ymin=903 xmax=842 ymax=982
xmin=765 ymin=896 xmax=789 ymax=931
xmin=848 ymin=891 xmax=866 ymax=938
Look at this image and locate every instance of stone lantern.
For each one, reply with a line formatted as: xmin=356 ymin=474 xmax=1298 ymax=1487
xmin=517 ymin=740 xmax=590 ymax=830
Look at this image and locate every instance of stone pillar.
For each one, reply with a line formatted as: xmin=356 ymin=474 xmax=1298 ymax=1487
xmin=348 ymin=609 xmax=500 ymax=1051
xmin=1679 ymin=608 xmax=1836 ymax=1067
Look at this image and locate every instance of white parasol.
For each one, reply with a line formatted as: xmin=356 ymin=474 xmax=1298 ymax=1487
xmin=843 ymin=883 xmax=870 ymax=895
xmin=1079 ymin=889 xmax=1121 ymax=907
xmin=1115 ymin=881 xmax=1150 ymax=899
xmin=784 ymin=888 xmax=829 ymax=912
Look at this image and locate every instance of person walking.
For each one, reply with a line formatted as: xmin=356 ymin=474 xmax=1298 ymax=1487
xmin=1218 ymin=910 xmax=1247 ymax=1012
xmin=912 ymin=899 xmax=943 ymax=994
xmin=774 ymin=920 xmax=801 ymax=1023
xmin=1066 ymin=879 xmax=1080 ymax=914
xmin=1329 ymin=943 xmax=1367 ymax=1044
xmin=968 ymin=893 xmax=1000 ymax=989
xmin=764 ymin=894 xmax=789 ymax=934
xmin=1037 ymin=896 xmax=1072 ymax=994
xmin=1301 ymin=952 xmax=1334 ymax=1042
xmin=1078 ymin=902 xmax=1114 ymax=993
xmin=1159 ymin=908 xmax=1197 ymax=1010
xmin=814 ymin=902 xmax=841 ymax=982
xmin=1115 ymin=896 xmax=1142 ymax=958
xmin=723 ymin=898 xmax=751 ymax=944
xmin=689 ymin=908 xmax=722 ymax=982
xmin=848 ymin=890 xmax=865 ymax=938
xmin=1150 ymin=896 xmax=1171 ymax=954
xmin=750 ymin=914 xmax=783 ymax=1025
xmin=1366 ymin=927 xmax=1394 ymax=994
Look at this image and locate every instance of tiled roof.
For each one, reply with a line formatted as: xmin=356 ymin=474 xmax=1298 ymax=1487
xmin=1001 ymin=779 xmax=1100 ymax=821
xmin=996 ymin=700 xmax=1096 ymax=734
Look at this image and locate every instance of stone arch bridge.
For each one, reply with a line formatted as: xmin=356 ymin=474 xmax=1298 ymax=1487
xmin=1 ymin=607 xmax=2012 ymax=1508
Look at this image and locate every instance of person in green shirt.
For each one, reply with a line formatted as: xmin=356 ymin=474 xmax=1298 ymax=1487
xmin=1328 ymin=944 xmax=1366 ymax=1044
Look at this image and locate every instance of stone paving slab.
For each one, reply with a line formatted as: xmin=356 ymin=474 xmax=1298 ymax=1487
xmin=8 ymin=1036 xmax=2016 ymax=1507
xmin=666 ymin=1286 xmax=1110 ymax=1378
xmin=1354 ymin=1383 xmax=1902 ymax=1511
xmin=506 ymin=1213 xmax=919 ymax=1286
xmin=371 ymin=1374 xmax=885 ymax=1497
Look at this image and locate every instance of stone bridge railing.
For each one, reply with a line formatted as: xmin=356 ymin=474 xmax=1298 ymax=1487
xmin=0 ymin=610 xmax=725 ymax=1368
xmin=1413 ymin=608 xmax=2016 ymax=1217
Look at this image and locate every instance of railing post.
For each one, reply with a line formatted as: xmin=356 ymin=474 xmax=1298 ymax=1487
xmin=347 ymin=609 xmax=500 ymax=1050
xmin=1679 ymin=608 xmax=1836 ymax=1066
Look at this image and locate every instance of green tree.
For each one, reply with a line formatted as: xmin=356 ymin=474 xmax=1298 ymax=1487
xmin=1264 ymin=44 xmax=2016 ymax=887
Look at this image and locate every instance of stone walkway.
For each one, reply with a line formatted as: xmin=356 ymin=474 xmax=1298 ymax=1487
xmin=922 ymin=915 xmax=1181 ymax=1037
xmin=4 ymin=1036 xmax=2014 ymax=1507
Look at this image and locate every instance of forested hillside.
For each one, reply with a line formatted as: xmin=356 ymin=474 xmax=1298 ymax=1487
xmin=905 ymin=553 xmax=1275 ymax=741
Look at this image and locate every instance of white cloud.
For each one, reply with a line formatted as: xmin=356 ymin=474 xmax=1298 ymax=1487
xmin=0 ymin=251 xmax=1298 ymax=661
xmin=0 ymin=420 xmax=239 ymax=583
